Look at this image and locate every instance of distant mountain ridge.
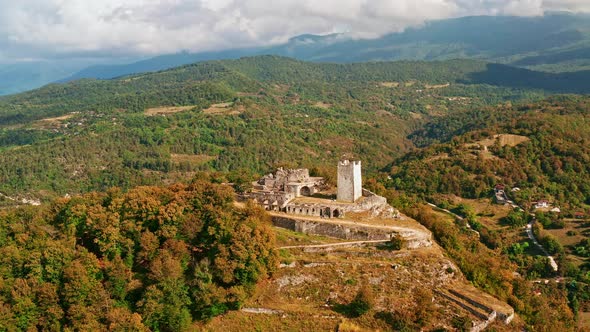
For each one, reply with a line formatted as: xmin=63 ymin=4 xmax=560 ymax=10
xmin=1 ymin=12 xmax=590 ymax=95
xmin=60 ymin=12 xmax=590 ymax=83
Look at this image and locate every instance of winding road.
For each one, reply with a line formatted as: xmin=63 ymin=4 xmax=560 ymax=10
xmin=526 ymin=220 xmax=559 ymax=271
xmin=426 ymin=202 xmax=480 ymax=236
xmin=427 ymin=201 xmax=558 ymax=272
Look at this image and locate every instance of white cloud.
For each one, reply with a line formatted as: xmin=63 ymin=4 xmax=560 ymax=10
xmin=0 ymin=0 xmax=587 ymax=61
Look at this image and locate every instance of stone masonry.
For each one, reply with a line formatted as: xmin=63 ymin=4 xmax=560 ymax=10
xmin=243 ymin=160 xmax=398 ymax=220
xmin=337 ymin=159 xmax=362 ymax=202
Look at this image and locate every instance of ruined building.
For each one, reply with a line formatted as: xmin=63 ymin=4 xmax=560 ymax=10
xmin=244 ymin=159 xmax=398 ymax=219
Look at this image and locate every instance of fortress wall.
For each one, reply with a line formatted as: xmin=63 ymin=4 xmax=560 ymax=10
xmin=272 ymin=216 xmax=391 ymax=241
xmin=272 ymin=215 xmax=432 ymax=248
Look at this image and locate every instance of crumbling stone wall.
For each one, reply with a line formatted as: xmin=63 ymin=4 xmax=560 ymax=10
xmin=272 ymin=216 xmax=392 ymax=241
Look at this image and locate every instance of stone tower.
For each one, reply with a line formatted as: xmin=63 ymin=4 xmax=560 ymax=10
xmin=337 ymin=159 xmax=362 ymax=202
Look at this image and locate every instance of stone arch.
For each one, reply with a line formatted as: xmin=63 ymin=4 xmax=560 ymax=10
xmin=333 ymin=209 xmax=340 ymax=218
xmin=324 ymin=207 xmax=331 ymax=218
xmin=300 ymin=186 xmax=312 ymax=197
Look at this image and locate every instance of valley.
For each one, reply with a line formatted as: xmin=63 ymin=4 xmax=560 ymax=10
xmin=0 ymin=55 xmax=588 ymax=331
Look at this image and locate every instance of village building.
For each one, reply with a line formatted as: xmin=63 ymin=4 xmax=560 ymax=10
xmin=534 ymin=200 xmax=551 ymax=209
xmin=494 ymin=184 xmax=508 ymax=205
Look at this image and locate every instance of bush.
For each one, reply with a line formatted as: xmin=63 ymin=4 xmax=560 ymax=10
xmin=347 ymin=286 xmax=374 ymax=317
xmin=335 ymin=286 xmax=374 ymax=318
xmin=389 ymin=234 xmax=406 ymax=250
xmin=502 ymin=209 xmax=530 ymax=227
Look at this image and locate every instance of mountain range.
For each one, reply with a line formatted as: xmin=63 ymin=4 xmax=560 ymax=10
xmin=1 ymin=12 xmax=589 ymax=96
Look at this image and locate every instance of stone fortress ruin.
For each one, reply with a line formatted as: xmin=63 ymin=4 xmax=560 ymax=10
xmin=244 ymin=160 xmax=515 ymax=329
xmin=245 ymin=159 xmax=399 ymax=219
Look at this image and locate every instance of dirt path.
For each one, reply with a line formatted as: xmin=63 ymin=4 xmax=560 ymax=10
xmin=269 ymin=211 xmax=432 ymax=248
xmin=428 ymin=200 xmax=558 ymax=272
xmin=0 ymin=192 xmax=41 ymax=206
xmin=278 ymin=239 xmax=390 ymax=250
xmin=526 ymin=221 xmax=558 ymax=271
xmin=427 ymin=202 xmax=480 ymax=236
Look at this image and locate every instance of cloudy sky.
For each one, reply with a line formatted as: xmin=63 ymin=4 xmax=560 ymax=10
xmin=0 ymin=0 xmax=589 ymax=62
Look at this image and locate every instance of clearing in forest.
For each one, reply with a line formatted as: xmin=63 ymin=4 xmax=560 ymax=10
xmin=473 ymin=134 xmax=530 ymax=148
xmin=425 ymin=83 xmax=450 ymax=89
xmin=203 ymin=102 xmax=242 ymax=115
xmin=33 ymin=113 xmax=76 ymax=129
xmin=144 ymin=105 xmax=195 ymax=116
xmin=313 ymin=102 xmax=332 ymax=109
xmin=379 ymin=82 xmax=399 ymax=88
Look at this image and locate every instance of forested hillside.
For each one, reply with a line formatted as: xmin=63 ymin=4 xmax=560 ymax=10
xmin=0 ymin=56 xmax=556 ymax=202
xmin=388 ymin=95 xmax=590 ymax=210
xmin=0 ymin=177 xmax=277 ymax=330
xmin=366 ymin=96 xmax=590 ymax=329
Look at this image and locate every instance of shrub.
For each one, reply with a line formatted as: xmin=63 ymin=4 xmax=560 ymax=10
xmin=389 ymin=234 xmax=406 ymax=250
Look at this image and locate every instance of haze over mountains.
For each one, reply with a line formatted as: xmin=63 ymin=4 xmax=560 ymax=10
xmin=1 ymin=12 xmax=589 ymax=96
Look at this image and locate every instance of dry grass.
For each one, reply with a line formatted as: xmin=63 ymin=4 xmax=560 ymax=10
xmin=32 ymin=113 xmax=76 ymax=129
xmin=274 ymin=227 xmax=343 ymax=247
xmin=202 ymin=102 xmax=243 ymax=115
xmin=546 ymin=227 xmax=584 ymax=247
xmin=444 ymin=196 xmax=514 ymax=232
xmin=449 ymin=283 xmax=513 ymax=314
xmin=314 ymin=102 xmax=332 ymax=109
xmin=144 ymin=105 xmax=195 ymax=116
xmin=202 ymin=244 xmax=478 ymax=331
xmin=375 ymin=110 xmax=395 ymax=118
xmin=337 ymin=320 xmax=373 ymax=332
xmin=579 ymin=311 xmax=590 ymax=329
xmin=425 ymin=83 xmax=450 ymax=89
xmin=39 ymin=114 xmax=75 ymax=122
xmin=197 ymin=220 xmax=516 ymax=331
xmin=198 ymin=310 xmax=340 ymax=332
xmin=378 ymin=82 xmax=399 ymax=88
xmin=409 ymin=111 xmax=424 ymax=120
xmin=318 ymin=136 xmax=355 ymax=151
xmin=470 ymin=134 xmax=530 ymax=149
xmin=545 ymin=220 xmax=590 ymax=255
xmin=425 ymin=153 xmax=450 ymax=163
